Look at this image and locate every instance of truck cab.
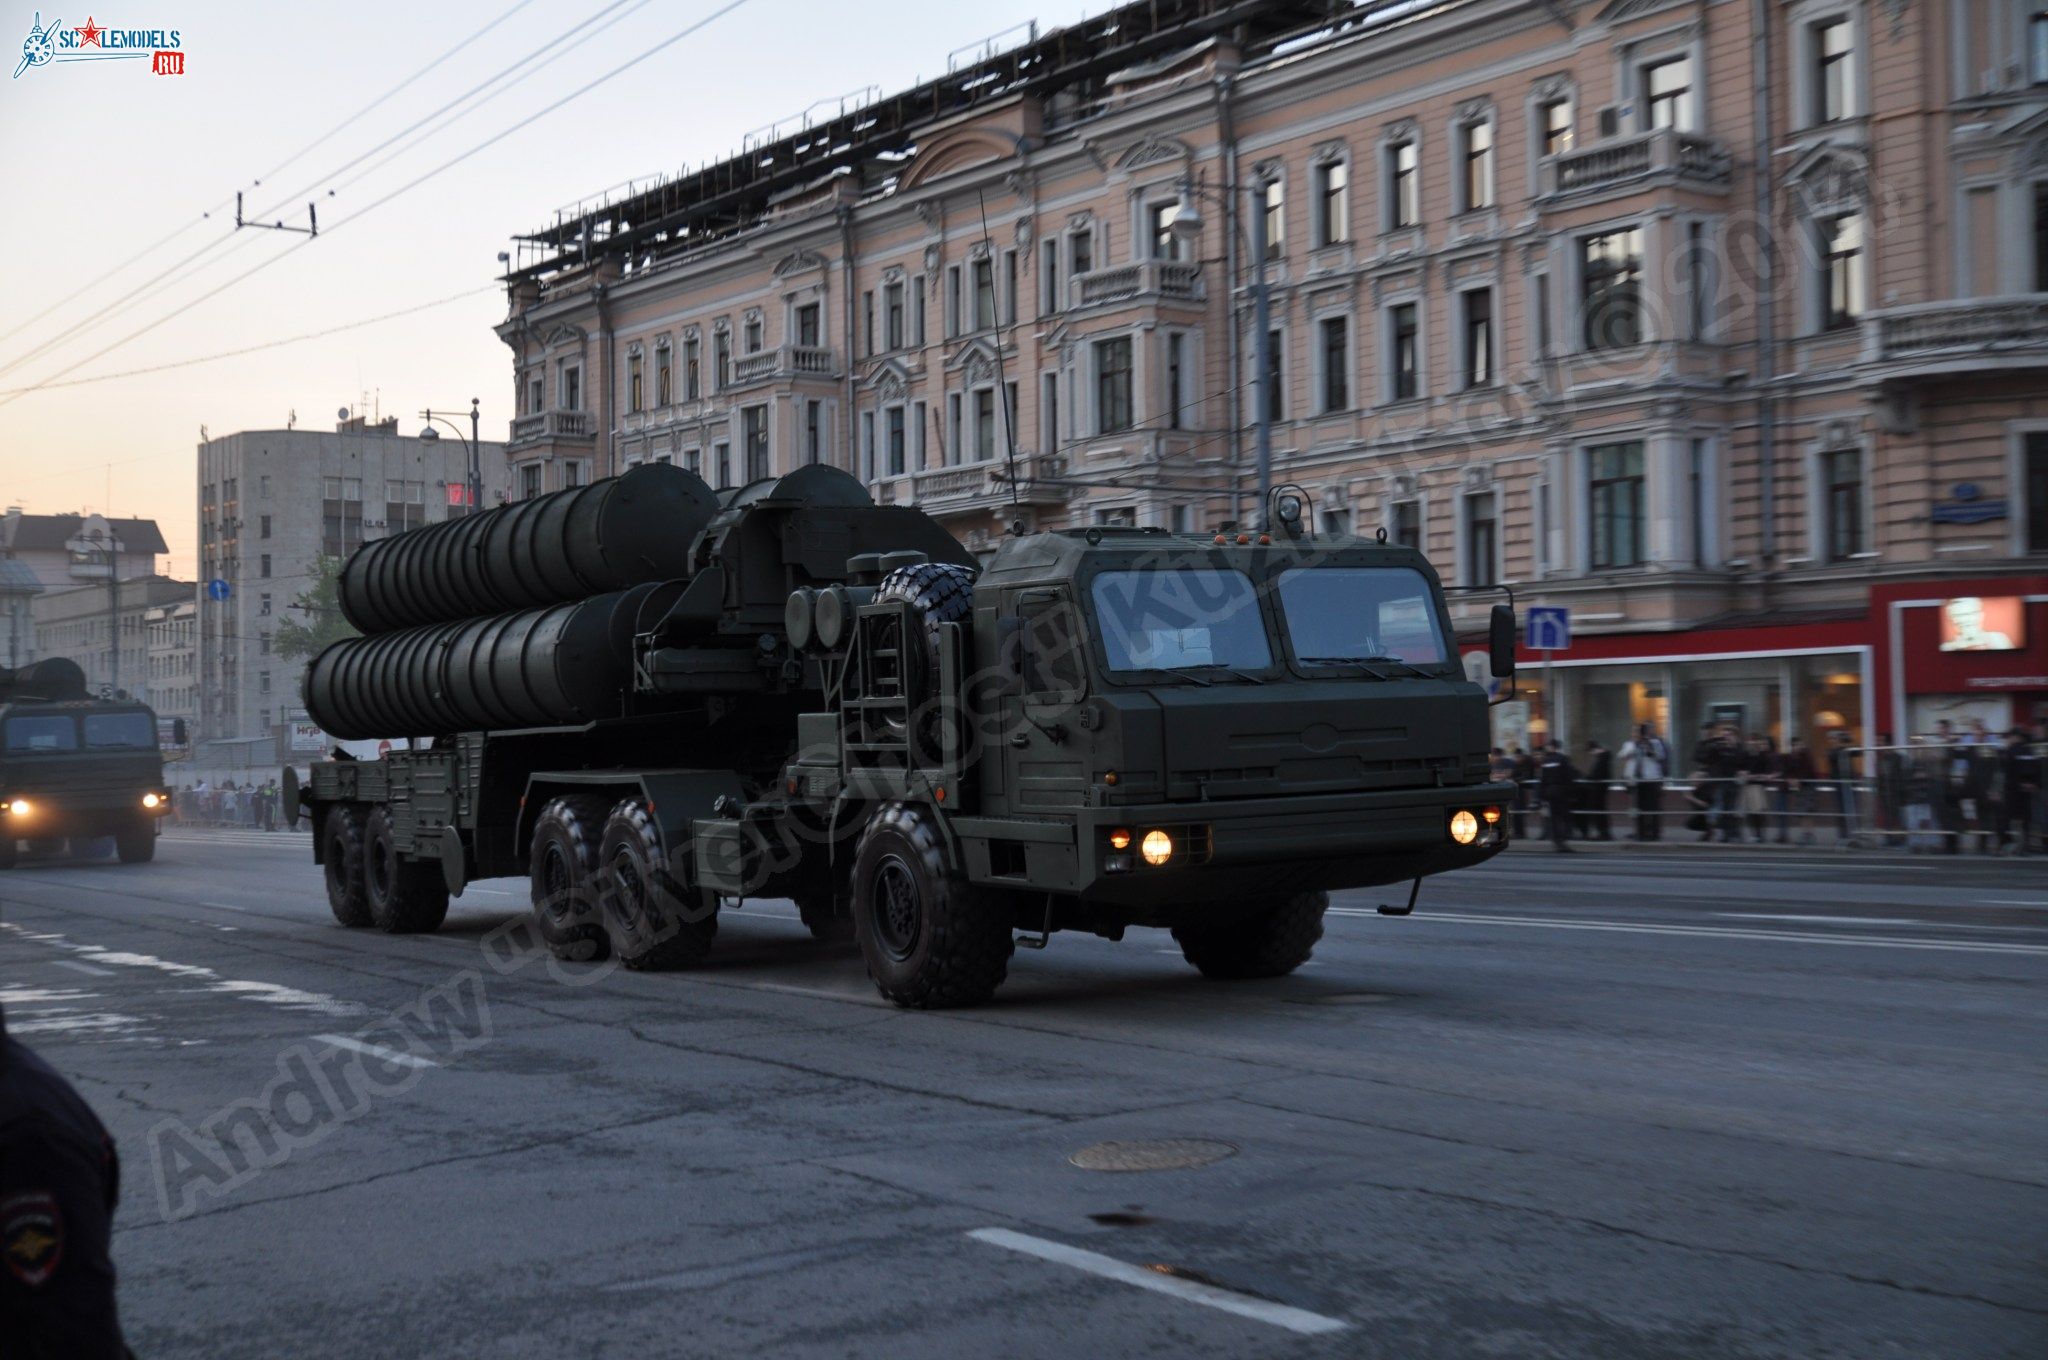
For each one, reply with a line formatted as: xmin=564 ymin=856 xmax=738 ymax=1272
xmin=0 ymin=659 xmax=173 ymax=867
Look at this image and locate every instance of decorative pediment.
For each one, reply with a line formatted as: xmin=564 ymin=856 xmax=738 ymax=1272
xmin=1381 ymin=118 xmax=1419 ymax=146
xmin=1462 ymin=463 xmax=1494 ymax=490
xmin=772 ymin=248 xmax=828 ymax=279
xmin=624 ymin=339 xmax=644 ymax=358
xmin=1532 ymin=72 xmax=1573 ymax=103
xmin=944 ymin=337 xmax=1005 ymax=383
xmin=1253 ymin=156 xmax=1286 ymax=183
xmin=536 ymin=322 xmax=586 ymax=349
xmin=1116 ymin=133 xmax=1191 ymax=171
xmin=1818 ymin=416 xmax=1861 ymax=449
xmin=898 ymin=126 xmax=1026 ymax=192
xmin=1310 ymin=139 xmax=1347 ymax=166
xmin=1787 ymin=141 xmax=1870 ymax=210
xmin=1066 ymin=210 xmax=1094 ymax=233
xmin=881 ymin=264 xmax=906 ymax=286
xmin=654 ymin=334 xmax=671 ymax=351
xmin=1454 ymin=97 xmax=1493 ymax=125
xmin=1594 ymin=0 xmax=1689 ymax=25
xmin=862 ymin=357 xmax=913 ymax=402
xmin=743 ymin=306 xmax=763 ymax=325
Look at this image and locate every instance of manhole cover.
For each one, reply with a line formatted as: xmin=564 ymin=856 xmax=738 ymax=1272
xmin=1070 ymin=1139 xmax=1237 ymax=1172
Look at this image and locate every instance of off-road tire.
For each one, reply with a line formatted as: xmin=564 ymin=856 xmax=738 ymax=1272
xmin=321 ymin=805 xmax=371 ymax=926
xmin=0 ymin=834 xmax=16 ymax=871
xmin=114 ymin=818 xmax=156 ymax=864
xmin=528 ymin=794 xmax=612 ymax=963
xmin=796 ymin=891 xmax=855 ymax=941
xmin=851 ymin=801 xmax=1012 ymax=1008
xmin=596 ymin=798 xmax=716 ymax=969
xmin=363 ymin=804 xmax=450 ymax=934
xmin=874 ymin=562 xmax=976 ymax=763
xmin=1172 ymin=891 xmax=1329 ymax=979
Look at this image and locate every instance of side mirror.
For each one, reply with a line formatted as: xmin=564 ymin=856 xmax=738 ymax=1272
xmin=171 ymin=717 xmax=188 ymax=746
xmin=1488 ymin=605 xmax=1517 ymax=679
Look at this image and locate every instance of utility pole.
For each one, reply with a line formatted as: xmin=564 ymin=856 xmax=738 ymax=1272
xmin=1247 ymin=174 xmax=1274 ymax=533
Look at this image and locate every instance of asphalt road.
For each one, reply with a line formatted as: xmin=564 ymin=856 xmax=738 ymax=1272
xmin=1 ymin=829 xmax=2043 ymax=1359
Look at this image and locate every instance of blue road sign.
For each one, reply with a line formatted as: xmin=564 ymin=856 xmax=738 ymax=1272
xmin=206 ymin=579 xmax=231 ymax=602
xmin=1526 ymin=605 xmax=1570 ymax=651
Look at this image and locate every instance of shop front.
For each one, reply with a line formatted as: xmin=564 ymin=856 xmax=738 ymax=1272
xmin=1872 ymin=579 xmax=2048 ymax=739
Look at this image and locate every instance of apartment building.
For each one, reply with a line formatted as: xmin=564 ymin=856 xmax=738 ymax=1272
xmin=194 ymin=415 xmax=508 ymax=746
xmin=499 ymin=0 xmax=2048 ymax=751
xmin=31 ymin=575 xmax=193 ymax=701
xmin=145 ymin=597 xmax=198 ymax=738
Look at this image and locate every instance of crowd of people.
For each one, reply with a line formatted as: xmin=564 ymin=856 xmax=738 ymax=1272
xmin=168 ymin=778 xmax=289 ymax=831
xmin=1489 ymin=719 xmax=2045 ymax=855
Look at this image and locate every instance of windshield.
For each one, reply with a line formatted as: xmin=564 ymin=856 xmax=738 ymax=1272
xmin=84 ymin=712 xmax=158 ymax=749
xmin=4 ymin=715 xmax=79 ymax=752
xmin=1276 ymin=566 xmax=1450 ymax=667
xmin=1090 ymin=567 xmax=1272 ymax=674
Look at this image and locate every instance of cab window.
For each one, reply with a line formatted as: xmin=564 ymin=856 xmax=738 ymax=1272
xmin=1019 ymin=598 xmax=1087 ymax=696
xmin=4 ymin=716 xmax=79 ymax=752
xmin=1090 ymin=567 xmax=1271 ymax=674
xmin=83 ymin=712 xmax=158 ymax=749
xmin=1276 ymin=566 xmax=1449 ymax=667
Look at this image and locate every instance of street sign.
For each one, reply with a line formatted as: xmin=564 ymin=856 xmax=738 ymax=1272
xmin=1525 ymin=605 xmax=1570 ymax=651
xmin=206 ymin=579 xmax=231 ymax=601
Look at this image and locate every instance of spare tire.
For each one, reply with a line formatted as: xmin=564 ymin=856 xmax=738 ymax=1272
xmin=872 ymin=562 xmax=976 ymax=763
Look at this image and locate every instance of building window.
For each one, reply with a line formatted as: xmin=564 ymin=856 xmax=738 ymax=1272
xmin=684 ymin=448 xmax=701 ymax=477
xmin=913 ymin=400 xmax=928 ymax=470
xmin=561 ymin=365 xmax=582 ymax=411
xmin=1071 ymin=229 xmax=1094 ymax=279
xmin=1587 ymin=441 xmax=1647 ymax=570
xmin=656 ymin=345 xmax=672 ymax=405
xmin=886 ymin=406 xmax=907 ymax=477
xmin=385 ymin=480 xmax=426 ymax=532
xmin=1462 ymin=491 xmax=1499 ymax=586
xmin=714 ymin=441 xmax=732 ymax=490
xmin=1148 ymin=202 xmax=1181 ymax=261
xmin=1094 ymin=336 xmax=1133 ymax=434
xmin=1041 ymin=373 xmax=1060 ymax=448
xmin=1390 ymin=499 xmax=1422 ymax=550
xmin=744 ymin=315 xmax=763 ymax=354
xmin=627 ymin=352 xmax=644 ymax=413
xmin=1534 ymin=270 xmax=1552 ymax=355
xmin=1041 ymin=240 xmax=1061 ymax=314
xmin=2034 ymin=8 xmax=2048 ymax=83
xmin=320 ymin=476 xmax=363 ymax=558
xmin=259 ymin=514 xmax=271 ymax=539
xmin=1313 ymin=158 xmax=1349 ymax=245
xmin=1642 ymin=55 xmax=1695 ymax=131
xmin=684 ymin=337 xmax=701 ymax=400
xmin=1461 ymin=118 xmax=1494 ymax=211
xmin=945 ymin=266 xmax=962 ymax=337
xmin=1686 ymin=220 xmax=1714 ymax=340
xmin=520 ymin=464 xmax=542 ymax=500
xmin=260 ymin=554 xmax=272 ymax=579
xmin=526 ymin=375 xmax=543 ymax=414
xmin=1387 ymin=303 xmax=1420 ymax=401
xmin=913 ymin=276 xmax=927 ymax=345
xmin=743 ymin=405 xmax=770 ymax=482
xmin=1165 ymin=331 xmax=1187 ymax=430
xmin=1580 ymin=227 xmax=1645 ymax=350
xmin=1824 ymin=446 xmax=1864 ymax=561
xmin=946 ymin=393 xmax=962 ymax=465
xmin=1387 ymin=141 xmax=1418 ymax=229
xmin=805 ymin=401 xmax=824 ymax=465
xmin=563 ymin=460 xmax=587 ymax=489
xmin=1262 ymin=328 xmax=1284 ymax=423
xmin=795 ymin=302 xmax=821 ymax=348
xmin=974 ymin=388 xmax=997 ymax=461
xmin=862 ymin=292 xmax=874 ymax=356
xmin=1318 ymin=315 xmax=1350 ymax=413
xmin=1262 ymin=177 xmax=1284 ymax=259
xmin=972 ymin=257 xmax=997 ymax=331
xmin=1541 ymin=97 xmax=1574 ymax=158
xmin=1819 ymin=212 xmax=1866 ymax=331
xmin=714 ymin=332 xmax=731 ymax=390
xmin=884 ymin=281 xmax=905 ymax=350
xmin=1813 ymin=18 xmax=1852 ymax=124
xmin=2026 ymin=432 xmax=2048 ymax=553
xmin=1461 ymin=289 xmax=1494 ymax=389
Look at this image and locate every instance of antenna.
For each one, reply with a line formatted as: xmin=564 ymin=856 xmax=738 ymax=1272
xmin=235 ymin=191 xmax=318 ymax=237
xmin=975 ymin=189 xmax=1022 ymax=519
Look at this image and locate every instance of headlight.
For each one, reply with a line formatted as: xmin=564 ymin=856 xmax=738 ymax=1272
xmin=6 ymin=798 xmax=28 ymax=817
xmin=142 ymin=792 xmax=162 ymax=809
xmin=1141 ymin=829 xmax=1173 ymax=866
xmin=1108 ymin=828 xmax=1132 ymax=851
xmin=1449 ymin=810 xmax=1480 ymax=845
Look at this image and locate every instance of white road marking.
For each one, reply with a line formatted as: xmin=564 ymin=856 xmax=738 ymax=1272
xmin=315 ymin=1034 xmax=437 ymax=1069
xmin=0 ymin=923 xmax=364 ymax=1014
xmin=201 ymin=901 xmax=250 ymax=913
xmin=741 ymin=981 xmax=887 ymax=1006
xmin=1714 ymin=913 xmax=2044 ymax=933
xmin=52 ymin=960 xmax=114 ymax=976
xmin=1980 ymin=899 xmax=2048 ymax=908
xmin=967 ymin=1228 xmax=1348 ymax=1336
xmin=1330 ymin=908 xmax=2048 ymax=956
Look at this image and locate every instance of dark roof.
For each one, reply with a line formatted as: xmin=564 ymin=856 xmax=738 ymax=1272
xmin=1 ymin=513 xmax=169 ymax=556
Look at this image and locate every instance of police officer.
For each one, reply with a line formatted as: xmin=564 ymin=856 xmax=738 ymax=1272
xmin=1538 ymin=741 xmax=1580 ymax=853
xmin=0 ymin=1005 xmax=133 ymax=1357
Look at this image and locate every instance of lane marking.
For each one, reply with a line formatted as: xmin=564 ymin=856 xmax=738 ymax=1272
xmin=967 ymin=1228 xmax=1348 ymax=1336
xmin=1980 ymin=900 xmax=2048 ymax=908
xmin=1329 ymin=908 xmax=2048 ymax=956
xmin=201 ymin=901 xmax=250 ymax=913
xmin=315 ymin=1034 xmax=436 ymax=1069
xmin=0 ymin=923 xmax=364 ymax=1014
xmin=741 ymin=980 xmax=887 ymax=1006
xmin=52 ymin=960 xmax=114 ymax=976
xmin=1714 ymin=913 xmax=2045 ymax=934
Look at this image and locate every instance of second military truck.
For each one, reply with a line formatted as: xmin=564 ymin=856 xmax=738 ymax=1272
xmin=1 ymin=657 xmax=175 ymax=867
xmin=293 ymin=462 xmax=1515 ymax=1007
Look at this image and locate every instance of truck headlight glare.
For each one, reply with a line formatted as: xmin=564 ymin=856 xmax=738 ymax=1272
xmin=1108 ymin=828 xmax=1132 ymax=851
xmin=1449 ymin=810 xmax=1480 ymax=845
xmin=6 ymin=798 xmax=27 ymax=817
xmin=1141 ymin=829 xmax=1173 ymax=866
xmin=142 ymin=792 xmax=162 ymax=809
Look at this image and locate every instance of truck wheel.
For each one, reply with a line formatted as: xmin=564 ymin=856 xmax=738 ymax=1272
xmin=796 ymin=892 xmax=854 ymax=942
xmin=597 ymin=798 xmax=716 ymax=969
xmin=0 ymin=836 xmax=16 ymax=871
xmin=322 ymin=806 xmax=371 ymax=927
xmin=363 ymin=804 xmax=449 ymax=934
xmin=114 ymin=819 xmax=156 ymax=864
xmin=528 ymin=795 xmax=612 ymax=963
xmin=851 ymin=801 xmax=1012 ymax=1008
xmin=1172 ymin=892 xmax=1329 ymax=979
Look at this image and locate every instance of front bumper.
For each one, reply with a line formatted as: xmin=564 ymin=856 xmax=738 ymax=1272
xmin=2 ymin=792 xmax=170 ymax=840
xmin=1073 ymin=783 xmax=1511 ymax=911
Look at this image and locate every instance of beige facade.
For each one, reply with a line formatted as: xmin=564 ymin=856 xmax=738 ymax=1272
xmin=501 ymin=0 xmax=2048 ymax=744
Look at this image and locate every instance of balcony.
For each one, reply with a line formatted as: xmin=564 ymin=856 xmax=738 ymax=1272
xmin=876 ymin=453 xmax=1069 ymax=516
xmin=1866 ymin=297 xmax=2048 ymax=367
xmin=508 ymin=409 xmax=596 ymax=449
xmin=730 ymin=344 xmax=837 ymax=386
xmin=1544 ymin=128 xmax=1733 ymax=199
xmin=1073 ymin=260 xmax=1205 ymax=308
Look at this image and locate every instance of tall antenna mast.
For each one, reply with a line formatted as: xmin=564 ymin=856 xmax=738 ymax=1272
xmin=975 ymin=190 xmax=1023 ymax=522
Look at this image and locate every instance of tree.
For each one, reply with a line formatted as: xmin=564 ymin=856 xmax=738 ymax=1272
xmin=274 ymin=555 xmax=358 ymax=662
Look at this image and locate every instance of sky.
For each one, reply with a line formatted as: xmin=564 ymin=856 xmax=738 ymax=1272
xmin=0 ymin=0 xmax=1101 ymax=579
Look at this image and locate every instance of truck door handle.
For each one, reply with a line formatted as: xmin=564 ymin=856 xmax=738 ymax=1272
xmin=1008 ymin=732 xmax=1030 ymax=749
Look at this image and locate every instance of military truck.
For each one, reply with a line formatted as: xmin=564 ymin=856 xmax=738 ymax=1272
xmin=1 ymin=657 xmax=176 ymax=868
xmin=291 ymin=463 xmax=1516 ymax=1007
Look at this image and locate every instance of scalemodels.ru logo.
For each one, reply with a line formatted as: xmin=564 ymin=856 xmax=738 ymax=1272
xmin=14 ymin=12 xmax=185 ymax=78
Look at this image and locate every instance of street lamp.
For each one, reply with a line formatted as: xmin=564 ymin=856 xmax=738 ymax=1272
xmin=1168 ymin=169 xmax=1278 ymax=531
xmin=418 ymin=398 xmax=483 ymax=515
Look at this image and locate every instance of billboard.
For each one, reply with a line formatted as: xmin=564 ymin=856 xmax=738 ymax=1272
xmin=1936 ymin=597 xmax=2026 ymax=653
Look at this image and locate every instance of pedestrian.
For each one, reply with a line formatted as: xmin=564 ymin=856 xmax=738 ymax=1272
xmin=1510 ymin=745 xmax=1538 ymax=840
xmin=1999 ymin=730 xmax=2038 ymax=855
xmin=0 ymin=1005 xmax=134 ymax=1357
xmin=1576 ymin=740 xmax=1613 ymax=840
xmin=1779 ymin=737 xmax=1818 ymax=845
xmin=1617 ymin=723 xmax=1670 ymax=840
xmin=1538 ymin=741 xmax=1579 ymax=853
xmin=1903 ymin=741 xmax=1942 ymax=852
xmin=1693 ymin=724 xmax=1742 ymax=842
xmin=257 ymin=780 xmax=278 ymax=833
xmin=1740 ymin=735 xmax=1776 ymax=844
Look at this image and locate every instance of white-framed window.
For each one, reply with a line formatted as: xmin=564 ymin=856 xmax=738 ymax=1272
xmin=885 ymin=404 xmax=908 ymax=477
xmin=973 ymin=387 xmax=998 ymax=462
xmin=1540 ymin=93 xmax=1574 ymax=159
xmin=945 ymin=265 xmax=962 ymax=337
xmin=885 ymin=279 xmax=905 ymax=350
xmin=684 ymin=447 xmax=701 ymax=478
xmin=1312 ymin=154 xmax=1349 ymax=246
xmin=520 ymin=463 xmax=542 ymax=500
xmin=1261 ymin=175 xmax=1285 ymax=259
xmin=1578 ymin=225 xmax=1645 ymax=350
xmin=563 ymin=459 xmax=589 ymax=489
xmin=1586 ymin=440 xmax=1648 ymax=570
xmin=1459 ymin=287 xmax=1495 ymax=389
xmin=655 ymin=341 xmax=672 ymax=406
xmin=1148 ymin=200 xmax=1182 ymax=260
xmin=684 ymin=335 xmax=701 ymax=400
xmin=912 ymin=400 xmax=928 ymax=471
xmin=1531 ymin=268 xmax=1553 ymax=357
xmin=1457 ymin=113 xmax=1495 ymax=213
xmin=742 ymin=404 xmax=770 ymax=482
xmin=1812 ymin=442 xmax=1868 ymax=562
xmin=1041 ymin=239 xmax=1061 ymax=313
xmin=1313 ymin=313 xmax=1352 ymax=414
xmin=1640 ymin=53 xmax=1696 ymax=132
xmin=627 ymin=350 xmax=644 ymax=413
xmin=861 ymin=290 xmax=875 ymax=357
xmin=972 ymin=256 xmax=997 ymax=331
xmin=713 ymin=441 xmax=732 ymax=490
xmin=1094 ymin=335 xmax=1134 ymax=434
xmin=1810 ymin=15 xmax=1855 ymax=123
xmin=1041 ymin=372 xmax=1061 ymax=449
xmin=559 ymin=361 xmax=582 ymax=411
xmin=947 ymin=392 xmax=963 ymax=465
xmin=1387 ymin=496 xmax=1424 ymax=551
xmin=1460 ymin=489 xmax=1500 ymax=586
xmin=860 ymin=411 xmax=875 ymax=481
xmin=794 ymin=300 xmax=822 ymax=347
xmin=1384 ymin=300 xmax=1422 ymax=402
xmin=743 ymin=314 xmax=763 ymax=354
xmin=1385 ymin=137 xmax=1419 ymax=230
xmin=804 ymin=400 xmax=825 ymax=465
xmin=1816 ymin=211 xmax=1867 ymax=332
xmin=525 ymin=372 xmax=543 ymax=414
xmin=1164 ymin=330 xmax=1190 ymax=429
xmin=912 ymin=275 xmax=927 ymax=345
xmin=1002 ymin=249 xmax=1019 ymax=325
xmin=713 ymin=329 xmax=731 ymax=390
